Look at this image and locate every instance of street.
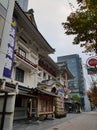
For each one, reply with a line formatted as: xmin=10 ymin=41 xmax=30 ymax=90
xmin=13 ymin=111 xmax=97 ymax=130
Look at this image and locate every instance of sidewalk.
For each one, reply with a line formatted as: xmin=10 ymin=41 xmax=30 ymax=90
xmin=13 ymin=111 xmax=97 ymax=130
xmin=13 ymin=113 xmax=80 ymax=130
xmin=46 ymin=111 xmax=97 ymax=130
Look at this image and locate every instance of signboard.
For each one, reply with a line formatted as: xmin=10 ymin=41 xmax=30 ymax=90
xmin=87 ymin=67 xmax=97 ymax=75
xmin=57 ymin=88 xmax=64 ymax=97
xmin=3 ymin=17 xmax=17 ymax=78
xmin=86 ymin=56 xmax=97 ymax=75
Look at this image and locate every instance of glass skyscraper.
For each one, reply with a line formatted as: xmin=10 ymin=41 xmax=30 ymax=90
xmin=57 ymin=54 xmax=85 ymax=109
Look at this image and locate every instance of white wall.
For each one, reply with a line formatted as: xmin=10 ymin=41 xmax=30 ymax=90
xmin=37 ymin=67 xmax=55 ymax=84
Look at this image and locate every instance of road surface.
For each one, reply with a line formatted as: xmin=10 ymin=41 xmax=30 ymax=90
xmin=13 ymin=111 xmax=97 ymax=130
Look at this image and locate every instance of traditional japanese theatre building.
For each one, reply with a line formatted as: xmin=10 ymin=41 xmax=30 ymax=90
xmin=0 ymin=1 xmax=73 ymax=120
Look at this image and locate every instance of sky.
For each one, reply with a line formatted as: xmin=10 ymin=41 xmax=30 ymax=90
xmin=28 ymin=0 xmax=91 ymax=89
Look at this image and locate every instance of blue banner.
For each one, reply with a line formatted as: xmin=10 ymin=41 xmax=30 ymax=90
xmin=3 ymin=17 xmax=17 ymax=78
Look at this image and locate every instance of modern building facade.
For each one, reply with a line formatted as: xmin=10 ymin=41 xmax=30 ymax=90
xmin=57 ymin=54 xmax=85 ymax=110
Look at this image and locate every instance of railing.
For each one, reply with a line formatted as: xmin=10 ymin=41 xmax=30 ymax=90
xmin=14 ymin=51 xmax=37 ymax=68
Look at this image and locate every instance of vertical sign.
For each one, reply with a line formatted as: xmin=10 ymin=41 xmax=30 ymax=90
xmin=3 ymin=18 xmax=17 ymax=78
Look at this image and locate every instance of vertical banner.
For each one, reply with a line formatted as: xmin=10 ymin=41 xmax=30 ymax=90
xmin=3 ymin=17 xmax=17 ymax=78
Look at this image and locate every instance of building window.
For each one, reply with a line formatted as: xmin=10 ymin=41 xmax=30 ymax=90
xmin=19 ymin=48 xmax=26 ymax=57
xmin=38 ymin=69 xmax=42 ymax=77
xmin=15 ymin=67 xmax=24 ymax=82
xmin=43 ymin=72 xmax=46 ymax=79
xmin=48 ymin=75 xmax=50 ymax=80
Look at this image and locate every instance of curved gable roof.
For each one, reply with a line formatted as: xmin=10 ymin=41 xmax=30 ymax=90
xmin=14 ymin=2 xmax=55 ymax=55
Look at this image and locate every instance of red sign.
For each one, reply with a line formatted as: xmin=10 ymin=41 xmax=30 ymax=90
xmin=86 ymin=56 xmax=97 ymax=75
xmin=86 ymin=57 xmax=97 ymax=67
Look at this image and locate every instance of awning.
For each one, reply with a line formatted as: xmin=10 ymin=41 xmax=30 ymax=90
xmin=5 ymin=82 xmax=37 ymax=98
xmin=33 ymin=87 xmax=58 ymax=97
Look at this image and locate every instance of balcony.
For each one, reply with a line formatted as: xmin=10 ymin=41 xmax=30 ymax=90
xmin=14 ymin=50 xmax=37 ymax=69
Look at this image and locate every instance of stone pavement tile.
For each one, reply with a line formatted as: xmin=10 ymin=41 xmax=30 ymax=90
xmin=46 ymin=112 xmax=97 ymax=130
xmin=13 ymin=120 xmax=41 ymax=130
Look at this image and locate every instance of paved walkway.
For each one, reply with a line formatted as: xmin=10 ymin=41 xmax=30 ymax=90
xmin=13 ymin=113 xmax=80 ymax=130
xmin=13 ymin=111 xmax=97 ymax=130
xmin=46 ymin=111 xmax=97 ymax=130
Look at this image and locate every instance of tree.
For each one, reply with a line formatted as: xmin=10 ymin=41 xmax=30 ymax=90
xmin=62 ymin=0 xmax=97 ymax=53
xmin=72 ymin=94 xmax=81 ymax=103
xmin=87 ymin=80 xmax=97 ymax=107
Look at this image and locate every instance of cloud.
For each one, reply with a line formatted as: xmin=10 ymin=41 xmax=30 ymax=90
xmin=28 ymin=0 xmax=89 ymax=62
xmin=28 ymin=0 xmax=91 ymax=89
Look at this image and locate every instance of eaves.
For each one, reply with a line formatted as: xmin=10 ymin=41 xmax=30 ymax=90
xmin=14 ymin=2 xmax=55 ymax=54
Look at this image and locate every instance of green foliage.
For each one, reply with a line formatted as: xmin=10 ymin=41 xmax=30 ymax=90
xmin=87 ymin=81 xmax=97 ymax=106
xmin=62 ymin=0 xmax=97 ymax=53
xmin=72 ymin=94 xmax=81 ymax=103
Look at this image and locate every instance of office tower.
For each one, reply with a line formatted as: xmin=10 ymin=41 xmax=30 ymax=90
xmin=57 ymin=54 xmax=85 ymax=110
xmin=16 ymin=0 xmax=28 ymax=11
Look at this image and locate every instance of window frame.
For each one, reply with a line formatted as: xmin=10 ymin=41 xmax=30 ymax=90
xmin=15 ymin=67 xmax=24 ymax=83
xmin=18 ymin=48 xmax=26 ymax=58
